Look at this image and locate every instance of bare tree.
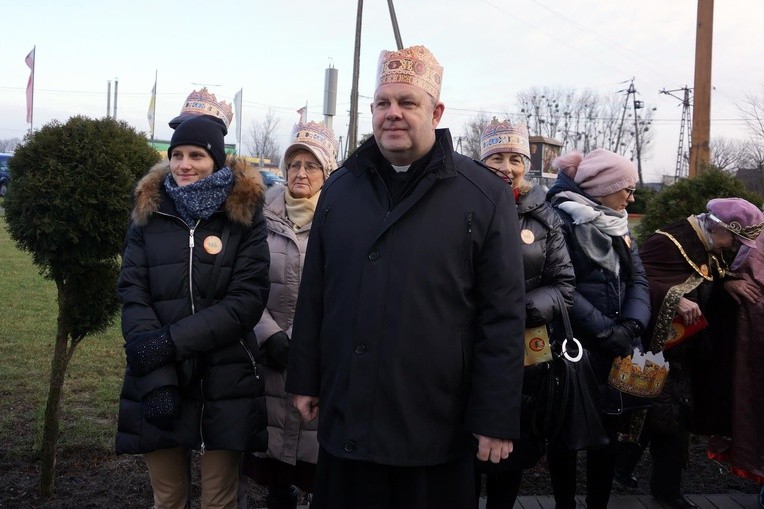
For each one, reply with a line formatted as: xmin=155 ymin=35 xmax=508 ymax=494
xmin=246 ymin=108 xmax=281 ymax=165
xmin=0 ymin=137 xmax=21 ymax=152
xmin=710 ymin=137 xmax=744 ymax=172
xmin=458 ymin=111 xmax=492 ymax=159
xmin=740 ymin=140 xmax=764 ymax=169
xmin=516 ymin=86 xmax=655 ymax=161
xmin=739 ymin=86 xmax=764 ymax=142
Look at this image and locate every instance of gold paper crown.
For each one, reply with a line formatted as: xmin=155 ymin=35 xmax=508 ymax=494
xmin=285 ymin=121 xmax=339 ymax=173
xmin=479 ymin=118 xmax=530 ymax=160
xmin=178 ymin=88 xmax=234 ymax=129
xmin=376 ymin=45 xmax=443 ymax=101
xmin=608 ymin=354 xmax=669 ymax=398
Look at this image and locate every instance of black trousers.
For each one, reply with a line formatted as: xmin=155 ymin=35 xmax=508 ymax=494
xmin=546 ymin=413 xmax=623 ymax=509
xmin=649 ymin=431 xmax=688 ymax=498
xmin=311 ymin=447 xmax=477 ymax=509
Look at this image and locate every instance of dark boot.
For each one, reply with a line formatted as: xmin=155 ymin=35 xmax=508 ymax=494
xmin=266 ymin=484 xmax=298 ymax=509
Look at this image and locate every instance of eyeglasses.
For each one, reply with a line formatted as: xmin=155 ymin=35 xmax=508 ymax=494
xmin=624 ymin=187 xmax=636 ymax=198
xmin=287 ymin=161 xmax=323 ymax=174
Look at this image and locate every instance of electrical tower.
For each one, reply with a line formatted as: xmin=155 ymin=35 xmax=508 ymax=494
xmin=615 ymin=78 xmax=646 ymax=185
xmin=660 ymin=87 xmax=693 ymax=180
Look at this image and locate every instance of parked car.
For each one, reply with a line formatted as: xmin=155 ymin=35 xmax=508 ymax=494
xmin=259 ymin=170 xmax=285 ymax=187
xmin=0 ymin=153 xmax=12 ymax=197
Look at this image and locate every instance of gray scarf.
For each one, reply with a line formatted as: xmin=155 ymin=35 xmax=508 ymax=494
xmin=556 ymin=191 xmax=629 ymax=276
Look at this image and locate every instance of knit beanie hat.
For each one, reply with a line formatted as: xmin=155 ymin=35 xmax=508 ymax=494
xmin=168 ymin=115 xmax=227 ymax=170
xmin=554 ymin=148 xmax=637 ymax=197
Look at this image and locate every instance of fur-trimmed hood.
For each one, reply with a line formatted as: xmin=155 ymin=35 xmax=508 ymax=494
xmin=131 ymin=156 xmax=265 ymax=226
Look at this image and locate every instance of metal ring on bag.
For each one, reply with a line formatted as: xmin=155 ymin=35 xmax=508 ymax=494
xmin=562 ymin=337 xmax=583 ymax=362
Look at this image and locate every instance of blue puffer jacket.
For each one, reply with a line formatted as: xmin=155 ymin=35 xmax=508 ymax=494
xmin=546 ymin=172 xmax=651 ymax=385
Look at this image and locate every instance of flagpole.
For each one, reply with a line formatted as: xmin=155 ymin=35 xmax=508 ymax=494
xmin=236 ymin=89 xmax=243 ymax=155
xmin=151 ymin=70 xmax=157 ymax=140
xmin=29 ymin=46 xmax=36 ymax=134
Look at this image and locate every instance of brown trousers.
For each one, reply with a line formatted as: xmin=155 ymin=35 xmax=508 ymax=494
xmin=143 ymin=447 xmax=241 ymax=509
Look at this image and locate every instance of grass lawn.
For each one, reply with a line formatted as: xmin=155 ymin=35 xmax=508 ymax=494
xmin=0 ymin=215 xmax=125 ymax=459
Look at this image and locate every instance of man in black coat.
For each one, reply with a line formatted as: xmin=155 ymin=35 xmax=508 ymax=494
xmin=284 ymin=45 xmax=526 ymax=509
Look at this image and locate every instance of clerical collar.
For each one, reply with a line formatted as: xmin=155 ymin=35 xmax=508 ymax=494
xmin=391 ymin=164 xmax=410 ymax=173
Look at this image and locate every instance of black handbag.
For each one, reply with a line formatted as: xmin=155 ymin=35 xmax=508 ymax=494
xmin=532 ymin=288 xmax=610 ymax=451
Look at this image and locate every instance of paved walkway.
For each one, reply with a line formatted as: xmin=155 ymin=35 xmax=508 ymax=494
xmin=288 ymin=493 xmax=759 ymax=508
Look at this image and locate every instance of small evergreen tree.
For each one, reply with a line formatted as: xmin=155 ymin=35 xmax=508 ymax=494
xmin=634 ymin=165 xmax=762 ymax=245
xmin=3 ymin=116 xmax=159 ymax=498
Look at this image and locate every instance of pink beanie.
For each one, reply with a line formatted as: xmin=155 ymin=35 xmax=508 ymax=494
xmin=554 ymin=148 xmax=638 ymax=197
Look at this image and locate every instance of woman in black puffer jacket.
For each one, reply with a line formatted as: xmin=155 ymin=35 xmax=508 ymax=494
xmin=115 ymin=113 xmax=270 ymax=508
xmin=474 ymin=119 xmax=575 ymax=509
xmin=545 ymin=148 xmax=651 ymax=509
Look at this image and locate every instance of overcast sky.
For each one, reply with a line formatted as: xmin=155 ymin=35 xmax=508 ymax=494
xmin=1 ymin=0 xmax=762 ymax=182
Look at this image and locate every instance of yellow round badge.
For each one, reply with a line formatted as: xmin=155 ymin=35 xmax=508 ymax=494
xmin=521 ymin=229 xmax=535 ymax=244
xmin=203 ymin=235 xmax=223 ymax=255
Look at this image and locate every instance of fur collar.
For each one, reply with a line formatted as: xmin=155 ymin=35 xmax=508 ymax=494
xmin=131 ymin=156 xmax=265 ymax=226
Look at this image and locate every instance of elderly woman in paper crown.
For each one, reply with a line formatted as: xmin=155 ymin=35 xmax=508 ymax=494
xmin=115 ymin=104 xmax=270 ymax=508
xmin=545 ymin=148 xmax=651 ymax=509
xmin=474 ymin=119 xmax=575 ymax=509
xmin=242 ymin=120 xmax=339 ymax=509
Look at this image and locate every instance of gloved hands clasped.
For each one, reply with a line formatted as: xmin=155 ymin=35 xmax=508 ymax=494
xmin=597 ymin=320 xmax=641 ymax=357
xmin=262 ymin=331 xmax=290 ymax=371
xmin=125 ymin=327 xmax=176 ymax=376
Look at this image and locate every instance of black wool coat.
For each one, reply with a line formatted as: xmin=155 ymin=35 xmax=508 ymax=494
xmin=115 ymin=157 xmax=270 ymax=455
xmin=285 ymin=129 xmax=526 ymax=467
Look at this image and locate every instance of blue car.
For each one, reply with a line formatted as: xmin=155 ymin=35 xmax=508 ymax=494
xmin=260 ymin=170 xmax=285 ymax=187
xmin=0 ymin=153 xmax=12 ymax=197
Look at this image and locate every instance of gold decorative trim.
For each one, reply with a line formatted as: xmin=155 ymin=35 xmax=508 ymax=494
xmin=655 ymin=229 xmax=713 ymax=282
xmin=650 ymin=273 xmax=705 ymax=352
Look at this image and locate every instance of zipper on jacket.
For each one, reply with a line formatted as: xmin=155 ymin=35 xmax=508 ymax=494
xmin=462 ymin=212 xmax=474 ymax=277
xmin=188 ymin=220 xmax=200 ymax=314
xmin=240 ymin=339 xmax=260 ymax=380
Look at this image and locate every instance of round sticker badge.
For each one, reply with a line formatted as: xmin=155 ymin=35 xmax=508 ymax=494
xmin=203 ymin=235 xmax=223 ymax=255
xmin=521 ymin=229 xmax=535 ymax=244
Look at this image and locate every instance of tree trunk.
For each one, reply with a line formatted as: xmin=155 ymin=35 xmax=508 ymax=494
xmin=38 ymin=279 xmax=73 ymax=499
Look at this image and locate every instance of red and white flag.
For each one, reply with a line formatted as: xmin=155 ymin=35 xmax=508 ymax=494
xmin=25 ymin=47 xmax=35 ymax=123
xmin=297 ymin=105 xmax=307 ymax=124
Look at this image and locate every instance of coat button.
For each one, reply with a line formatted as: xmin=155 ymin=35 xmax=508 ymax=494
xmin=354 ymin=344 xmax=367 ymax=355
xmin=344 ymin=440 xmax=355 ymax=452
xmin=368 ymin=250 xmax=379 ymax=261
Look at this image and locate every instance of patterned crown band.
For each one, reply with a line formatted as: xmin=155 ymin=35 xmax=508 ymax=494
xmin=376 ymin=45 xmax=443 ymax=101
xmin=727 ymin=220 xmax=764 ymax=240
xmin=287 ymin=121 xmax=339 ymax=172
xmin=479 ymin=119 xmax=530 ymax=160
xmin=178 ymin=88 xmax=234 ymax=129
xmin=709 ymin=213 xmax=764 ymax=241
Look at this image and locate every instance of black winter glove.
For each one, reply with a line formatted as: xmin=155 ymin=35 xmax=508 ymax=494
xmin=261 ymin=331 xmax=290 ymax=371
xmin=125 ymin=327 xmax=175 ymax=376
xmin=596 ymin=323 xmax=636 ymax=358
xmin=142 ymin=385 xmax=180 ymax=431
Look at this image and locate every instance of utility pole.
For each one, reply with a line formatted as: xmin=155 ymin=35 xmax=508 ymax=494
xmin=632 ymin=91 xmax=645 ymax=186
xmin=347 ymin=0 xmax=363 ymax=155
xmin=387 ymin=0 xmax=404 ymax=50
xmin=688 ymin=0 xmax=713 ymax=177
xmin=660 ymin=87 xmax=693 ymax=181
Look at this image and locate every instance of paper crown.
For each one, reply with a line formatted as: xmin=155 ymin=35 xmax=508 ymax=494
xmin=376 ymin=45 xmax=443 ymax=101
xmin=284 ymin=121 xmax=340 ymax=174
xmin=608 ymin=349 xmax=669 ymax=398
xmin=479 ymin=119 xmax=530 ymax=160
xmin=169 ymin=88 xmax=233 ymax=133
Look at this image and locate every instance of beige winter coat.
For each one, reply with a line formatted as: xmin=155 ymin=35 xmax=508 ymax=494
xmin=254 ymin=185 xmax=319 ymax=465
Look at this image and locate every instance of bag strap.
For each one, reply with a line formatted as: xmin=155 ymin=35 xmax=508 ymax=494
xmin=203 ymin=224 xmax=231 ymax=309
xmin=549 ymin=287 xmax=583 ymax=362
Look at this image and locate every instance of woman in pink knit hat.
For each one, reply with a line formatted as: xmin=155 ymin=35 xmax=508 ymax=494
xmin=544 ymin=149 xmax=651 ymax=509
